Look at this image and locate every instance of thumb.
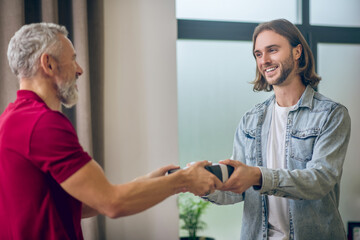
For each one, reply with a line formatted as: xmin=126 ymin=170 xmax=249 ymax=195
xmin=219 ymin=159 xmax=236 ymax=167
xmin=194 ymin=160 xmax=212 ymax=168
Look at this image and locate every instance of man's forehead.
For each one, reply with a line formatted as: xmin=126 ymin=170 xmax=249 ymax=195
xmin=58 ymin=34 xmax=76 ymax=53
xmin=254 ymin=30 xmax=288 ymax=50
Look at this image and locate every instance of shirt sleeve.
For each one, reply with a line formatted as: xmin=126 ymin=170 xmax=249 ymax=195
xmin=29 ymin=111 xmax=92 ymax=183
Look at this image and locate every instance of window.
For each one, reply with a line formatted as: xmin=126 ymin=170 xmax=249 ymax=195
xmin=310 ymin=0 xmax=360 ymax=27
xmin=176 ymin=1 xmax=360 ymax=239
xmin=176 ymin=0 xmax=300 ymax=23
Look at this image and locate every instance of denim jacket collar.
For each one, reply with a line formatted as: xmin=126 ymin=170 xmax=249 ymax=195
xmin=296 ymin=85 xmax=315 ymax=110
xmin=256 ymin=85 xmax=315 ymax=112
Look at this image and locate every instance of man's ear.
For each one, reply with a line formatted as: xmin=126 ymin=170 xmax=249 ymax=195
xmin=294 ymin=44 xmax=302 ymax=61
xmin=40 ymin=53 xmax=56 ymax=76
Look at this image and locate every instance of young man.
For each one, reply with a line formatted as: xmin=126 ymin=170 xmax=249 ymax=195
xmin=0 ymin=23 xmax=223 ymax=239
xmin=204 ymin=19 xmax=351 ymax=240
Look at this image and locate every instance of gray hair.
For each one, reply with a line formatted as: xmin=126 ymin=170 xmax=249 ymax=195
xmin=7 ymin=22 xmax=68 ymax=78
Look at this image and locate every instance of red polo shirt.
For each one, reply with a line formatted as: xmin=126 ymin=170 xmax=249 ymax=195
xmin=0 ymin=90 xmax=91 ymax=239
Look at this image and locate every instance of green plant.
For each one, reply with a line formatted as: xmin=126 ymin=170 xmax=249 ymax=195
xmin=178 ymin=192 xmax=210 ymax=240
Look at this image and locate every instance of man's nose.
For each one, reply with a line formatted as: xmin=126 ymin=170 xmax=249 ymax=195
xmin=260 ymin=53 xmax=271 ymax=65
xmin=76 ymin=62 xmax=83 ymax=76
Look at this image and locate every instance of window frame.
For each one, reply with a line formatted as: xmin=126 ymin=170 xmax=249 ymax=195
xmin=177 ymin=0 xmax=360 ymax=71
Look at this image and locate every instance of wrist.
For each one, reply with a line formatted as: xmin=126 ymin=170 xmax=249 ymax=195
xmin=253 ymin=166 xmax=262 ymax=187
xmin=168 ymin=170 xmax=188 ymax=194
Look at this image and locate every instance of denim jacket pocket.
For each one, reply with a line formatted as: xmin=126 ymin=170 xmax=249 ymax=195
xmin=289 ymin=128 xmax=320 ymax=168
xmin=243 ymin=129 xmax=257 ymax=164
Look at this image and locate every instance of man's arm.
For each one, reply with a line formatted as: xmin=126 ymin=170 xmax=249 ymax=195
xmin=61 ymin=159 xmax=222 ymax=218
xmin=82 ymin=203 xmax=99 ymax=218
xmin=80 ymin=163 xmax=178 ymax=218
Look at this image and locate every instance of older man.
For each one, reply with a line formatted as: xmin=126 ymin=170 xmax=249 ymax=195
xmin=0 ymin=23 xmax=222 ymax=240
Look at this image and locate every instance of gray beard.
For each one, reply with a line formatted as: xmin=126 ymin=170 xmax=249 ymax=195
xmin=57 ymin=80 xmax=78 ymax=108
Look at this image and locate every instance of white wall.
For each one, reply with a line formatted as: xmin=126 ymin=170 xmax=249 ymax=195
xmin=104 ymin=0 xmax=179 ymax=239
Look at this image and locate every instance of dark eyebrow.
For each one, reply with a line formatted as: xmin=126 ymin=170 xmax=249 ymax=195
xmin=254 ymin=44 xmax=280 ymax=55
xmin=266 ymin=44 xmax=280 ymax=49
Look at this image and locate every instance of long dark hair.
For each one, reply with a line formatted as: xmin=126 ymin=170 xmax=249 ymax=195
xmin=251 ymin=19 xmax=321 ymax=92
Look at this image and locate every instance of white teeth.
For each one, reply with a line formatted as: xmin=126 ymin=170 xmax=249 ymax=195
xmin=265 ymin=67 xmax=277 ymax=72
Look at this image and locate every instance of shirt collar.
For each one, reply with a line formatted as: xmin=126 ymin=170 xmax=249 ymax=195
xmin=17 ymin=90 xmax=44 ymax=103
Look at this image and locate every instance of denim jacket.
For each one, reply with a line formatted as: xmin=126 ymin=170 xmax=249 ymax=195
xmin=205 ymin=86 xmax=351 ymax=240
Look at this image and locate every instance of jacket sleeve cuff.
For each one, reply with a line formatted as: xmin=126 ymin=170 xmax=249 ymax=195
xmin=253 ymin=167 xmax=279 ymax=195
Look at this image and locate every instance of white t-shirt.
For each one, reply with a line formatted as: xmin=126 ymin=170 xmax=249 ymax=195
xmin=266 ymin=101 xmax=294 ymax=240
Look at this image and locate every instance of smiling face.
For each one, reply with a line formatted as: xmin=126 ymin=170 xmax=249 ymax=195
xmin=53 ymin=35 xmax=83 ymax=108
xmin=254 ymin=30 xmax=300 ymax=88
